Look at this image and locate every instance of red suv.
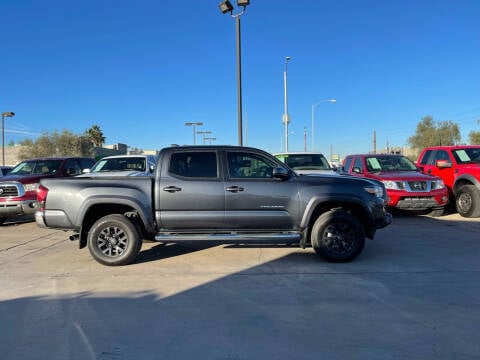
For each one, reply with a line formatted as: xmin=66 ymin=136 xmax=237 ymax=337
xmin=0 ymin=156 xmax=94 ymax=224
xmin=342 ymin=154 xmax=448 ymax=216
xmin=417 ymin=145 xmax=480 ymax=218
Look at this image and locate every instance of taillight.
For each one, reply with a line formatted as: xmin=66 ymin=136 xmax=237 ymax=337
xmin=37 ymin=184 xmax=49 ymax=211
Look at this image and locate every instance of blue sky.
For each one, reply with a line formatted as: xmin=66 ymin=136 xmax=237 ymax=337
xmin=1 ymin=0 xmax=479 ymax=158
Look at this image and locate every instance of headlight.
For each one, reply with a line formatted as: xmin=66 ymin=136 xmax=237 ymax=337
xmin=382 ymin=180 xmax=404 ymax=190
xmin=432 ymin=179 xmax=445 ymax=190
xmin=364 ymin=185 xmax=384 ymax=198
xmin=23 ymin=183 xmax=39 ymax=192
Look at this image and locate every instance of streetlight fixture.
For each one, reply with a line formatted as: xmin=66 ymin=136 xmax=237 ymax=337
xmin=218 ymin=0 xmax=250 ymax=146
xmin=2 ymin=111 xmax=15 ymax=166
xmin=185 ymin=122 xmax=203 ymax=145
xmin=283 ymin=56 xmax=291 ymax=152
xmin=205 ymin=137 xmax=217 ymax=145
xmin=311 ymin=99 xmax=336 ymax=151
xmin=197 ymin=131 xmax=212 ymax=145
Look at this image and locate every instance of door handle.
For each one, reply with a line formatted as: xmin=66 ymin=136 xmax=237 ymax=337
xmin=226 ymin=186 xmax=244 ymax=193
xmin=163 ymin=186 xmax=182 ymax=193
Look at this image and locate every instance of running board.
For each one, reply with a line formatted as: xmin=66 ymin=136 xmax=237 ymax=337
xmin=155 ymin=232 xmax=302 ymax=244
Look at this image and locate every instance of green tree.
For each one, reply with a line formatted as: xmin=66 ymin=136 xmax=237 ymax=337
xmin=17 ymin=130 xmax=94 ymax=160
xmin=468 ymin=119 xmax=480 ymax=145
xmin=408 ymin=116 xmax=461 ymax=155
xmin=85 ymin=125 xmax=105 ymax=147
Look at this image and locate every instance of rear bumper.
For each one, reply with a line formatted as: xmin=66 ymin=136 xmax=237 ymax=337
xmin=35 ymin=211 xmax=47 ymax=228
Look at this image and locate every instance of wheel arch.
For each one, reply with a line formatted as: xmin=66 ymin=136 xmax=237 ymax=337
xmin=300 ymin=198 xmax=374 ymax=242
xmin=454 ymin=175 xmax=480 ymax=194
xmin=78 ymin=200 xmax=153 ymax=249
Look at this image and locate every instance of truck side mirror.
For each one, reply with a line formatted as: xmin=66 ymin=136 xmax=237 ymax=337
xmin=272 ymin=167 xmax=290 ymax=180
xmin=352 ymin=167 xmax=362 ymax=174
xmin=149 ymin=165 xmax=155 ymax=173
xmin=436 ymin=160 xmax=452 ymax=168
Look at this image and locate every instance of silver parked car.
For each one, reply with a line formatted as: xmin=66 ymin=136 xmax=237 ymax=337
xmin=80 ymin=154 xmax=158 ymax=177
xmin=274 ymin=152 xmax=336 ymax=175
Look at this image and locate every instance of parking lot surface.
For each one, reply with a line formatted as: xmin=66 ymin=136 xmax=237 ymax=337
xmin=1 ymin=213 xmax=480 ymax=359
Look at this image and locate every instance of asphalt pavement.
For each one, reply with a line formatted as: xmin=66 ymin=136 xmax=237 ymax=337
xmin=1 ymin=213 xmax=480 ymax=360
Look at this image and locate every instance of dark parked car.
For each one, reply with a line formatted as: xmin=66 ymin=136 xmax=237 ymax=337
xmin=0 ymin=166 xmax=13 ymax=177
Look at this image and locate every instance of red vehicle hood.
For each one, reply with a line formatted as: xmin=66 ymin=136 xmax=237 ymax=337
xmin=368 ymin=171 xmax=438 ymax=181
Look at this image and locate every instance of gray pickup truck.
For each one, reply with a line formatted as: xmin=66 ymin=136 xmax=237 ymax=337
xmin=35 ymin=146 xmax=392 ymax=266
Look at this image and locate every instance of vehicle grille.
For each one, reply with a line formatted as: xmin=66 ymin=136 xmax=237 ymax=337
xmin=0 ymin=183 xmax=21 ymax=197
xmin=406 ymin=181 xmax=428 ymax=192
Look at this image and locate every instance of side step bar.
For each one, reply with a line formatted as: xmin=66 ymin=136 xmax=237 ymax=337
xmin=155 ymin=232 xmax=302 ymax=244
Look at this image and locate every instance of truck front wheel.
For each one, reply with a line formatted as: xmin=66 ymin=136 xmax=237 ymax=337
xmin=456 ymin=185 xmax=480 ymax=218
xmin=311 ymin=210 xmax=365 ymax=262
xmin=87 ymin=214 xmax=143 ymax=266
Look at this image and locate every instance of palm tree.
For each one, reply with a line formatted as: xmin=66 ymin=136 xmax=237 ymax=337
xmin=85 ymin=125 xmax=105 ymax=148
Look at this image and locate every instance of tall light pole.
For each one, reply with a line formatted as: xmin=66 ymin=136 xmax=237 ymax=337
xmin=197 ymin=131 xmax=212 ymax=145
xmin=219 ymin=0 xmax=250 ymax=146
xmin=185 ymin=122 xmax=203 ymax=145
xmin=283 ymin=56 xmax=291 ymax=152
xmin=311 ymin=99 xmax=336 ymax=151
xmin=303 ymin=126 xmax=307 ymax=152
xmin=2 ymin=111 xmax=15 ymax=166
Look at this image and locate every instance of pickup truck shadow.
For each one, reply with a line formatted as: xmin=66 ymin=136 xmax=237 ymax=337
xmin=0 ymin=215 xmax=35 ymax=226
xmin=134 ymin=242 xmax=218 ymax=264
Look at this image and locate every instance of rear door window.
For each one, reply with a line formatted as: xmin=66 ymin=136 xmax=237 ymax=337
xmin=169 ymin=151 xmax=218 ymax=178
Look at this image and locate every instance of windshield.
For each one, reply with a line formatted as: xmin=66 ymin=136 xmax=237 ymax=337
xmin=10 ymin=159 xmax=63 ymax=175
xmin=91 ymin=157 xmax=146 ymax=172
xmin=277 ymin=154 xmax=331 ymax=171
xmin=452 ymin=147 xmax=480 ymax=164
xmin=365 ymin=155 xmax=417 ymax=172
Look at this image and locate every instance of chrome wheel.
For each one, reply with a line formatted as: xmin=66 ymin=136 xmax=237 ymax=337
xmin=457 ymin=192 xmax=472 ymax=213
xmin=87 ymin=214 xmax=142 ymax=266
xmin=96 ymin=226 xmax=128 ymax=257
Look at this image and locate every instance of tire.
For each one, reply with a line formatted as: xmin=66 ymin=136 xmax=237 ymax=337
xmin=455 ymin=185 xmax=480 ymax=218
xmin=87 ymin=214 xmax=143 ymax=266
xmin=311 ymin=210 xmax=365 ymax=262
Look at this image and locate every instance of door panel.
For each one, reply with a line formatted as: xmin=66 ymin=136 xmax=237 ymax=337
xmin=224 ymin=151 xmax=299 ymax=230
xmin=157 ymin=151 xmax=225 ymax=229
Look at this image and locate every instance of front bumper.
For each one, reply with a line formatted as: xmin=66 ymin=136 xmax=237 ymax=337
xmin=0 ymin=199 xmax=38 ymax=217
xmin=395 ymin=196 xmax=446 ymax=210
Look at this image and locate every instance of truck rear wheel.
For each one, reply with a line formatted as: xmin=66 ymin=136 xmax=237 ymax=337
xmin=87 ymin=214 xmax=143 ymax=266
xmin=311 ymin=210 xmax=365 ymax=262
xmin=456 ymin=185 xmax=480 ymax=218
